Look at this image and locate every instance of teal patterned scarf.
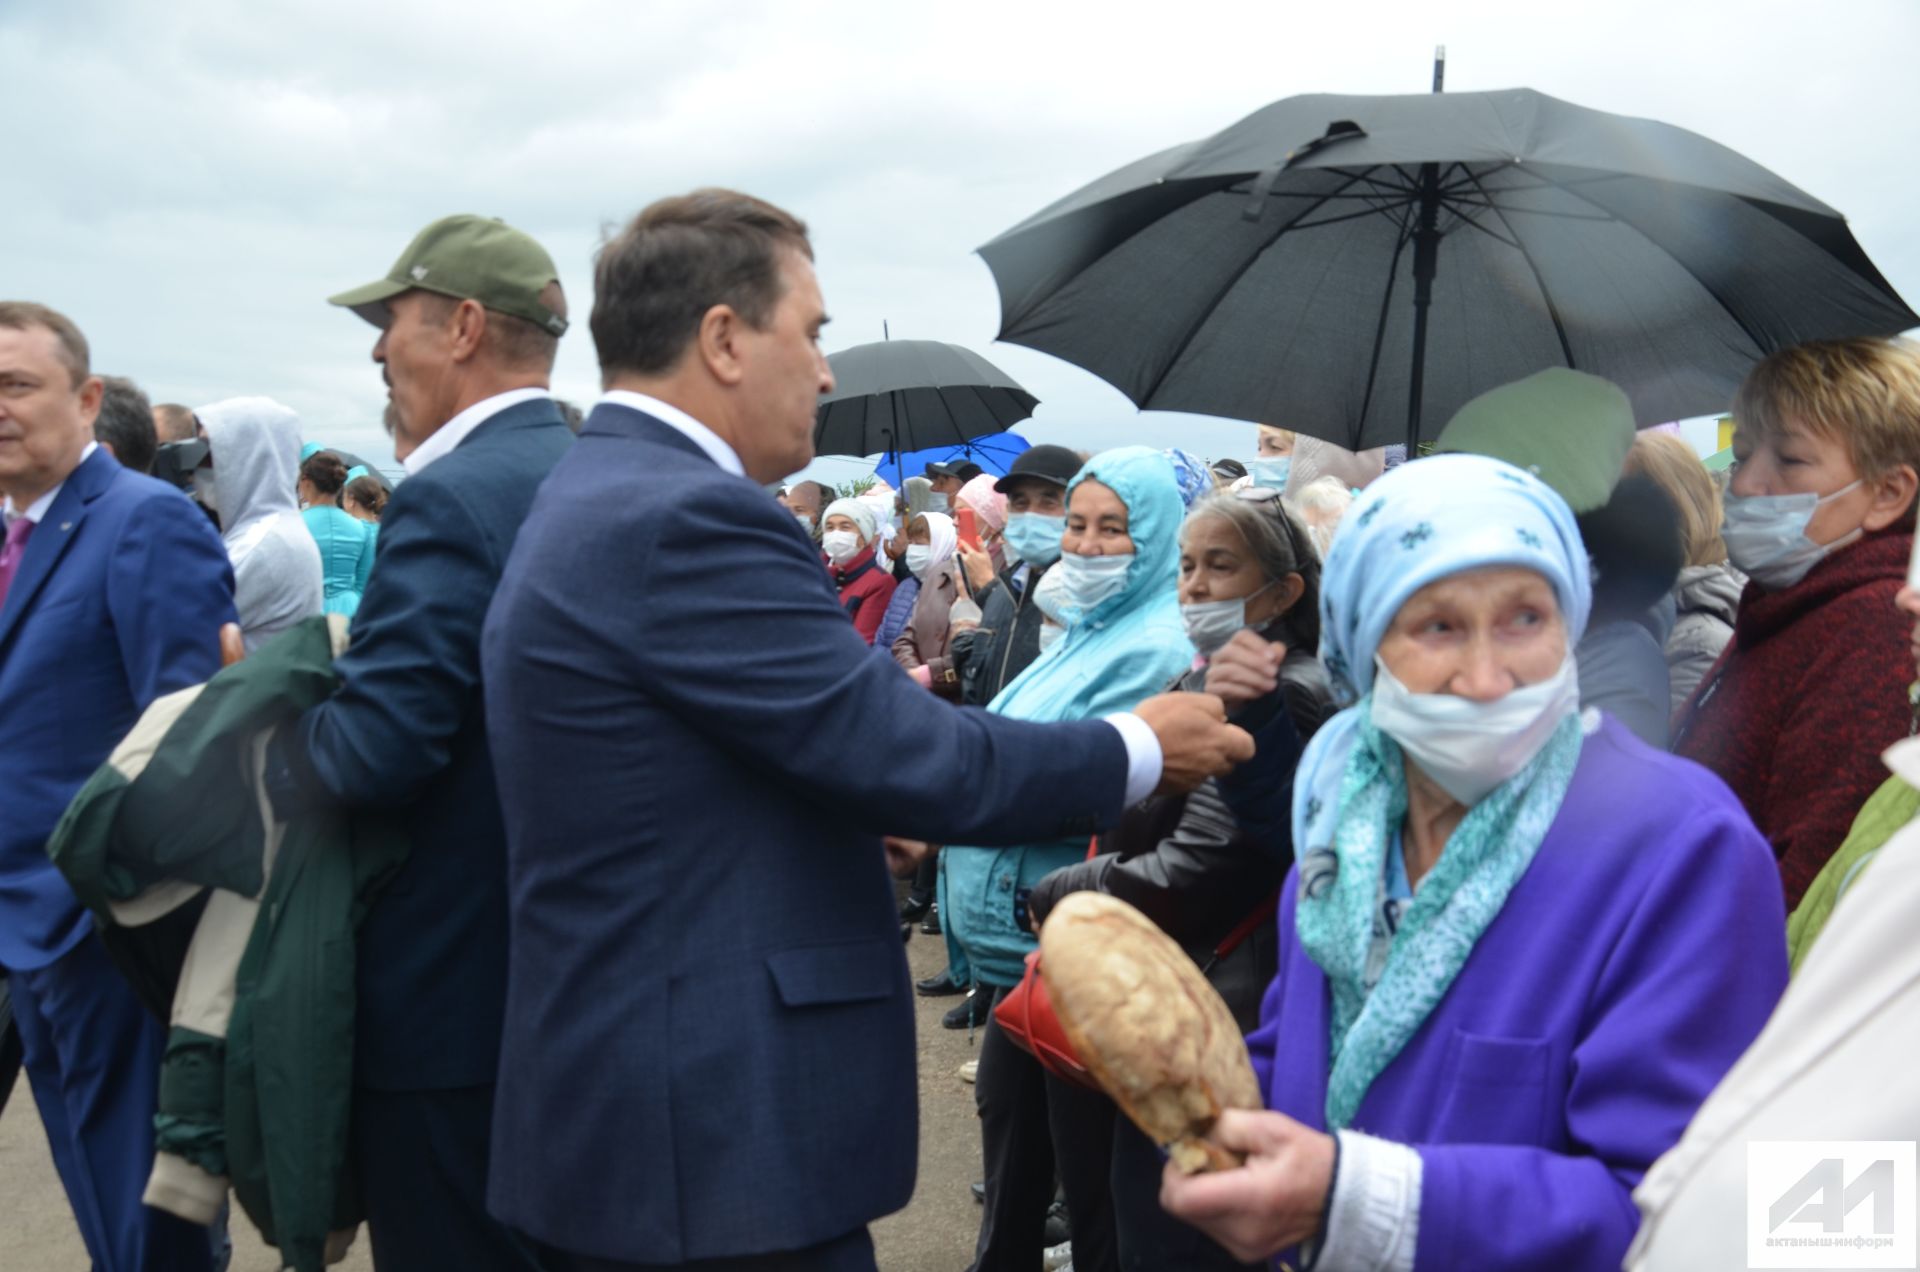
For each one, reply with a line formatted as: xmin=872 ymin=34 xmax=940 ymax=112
xmin=1294 ymin=706 xmax=1583 ymax=1129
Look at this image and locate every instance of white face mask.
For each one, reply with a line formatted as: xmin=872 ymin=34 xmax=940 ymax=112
xmin=905 ymin=544 xmax=934 ymax=579
xmin=926 ymin=493 xmax=952 ymax=513
xmin=1054 ymin=551 xmax=1134 ymax=622
xmin=1037 ymin=622 xmax=1066 ymax=654
xmin=1369 ymin=653 xmax=1581 ymax=806
xmin=1032 ymin=561 xmax=1072 ymax=625
xmin=794 ymin=511 xmax=816 ymax=533
xmin=822 ymin=529 xmax=862 ymax=566
xmin=1181 ymin=581 xmax=1277 ymax=657
xmin=192 ymin=469 xmax=220 ymax=513
xmin=1721 ymin=480 xmax=1863 ymax=590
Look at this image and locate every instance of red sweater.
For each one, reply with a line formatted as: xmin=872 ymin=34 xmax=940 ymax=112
xmin=831 ymin=547 xmax=897 ymax=646
xmin=1673 ymin=527 xmax=1915 ymax=907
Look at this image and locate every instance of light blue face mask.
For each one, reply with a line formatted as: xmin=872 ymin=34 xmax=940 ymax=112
xmin=1002 ymin=512 xmax=1065 ymax=567
xmin=1054 ymin=551 xmax=1134 ymax=622
xmin=1246 ymin=457 xmax=1292 ymax=490
xmin=1721 ymin=480 xmax=1863 ymax=590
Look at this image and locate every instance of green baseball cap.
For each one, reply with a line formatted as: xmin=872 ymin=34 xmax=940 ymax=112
xmin=1435 ymin=368 xmax=1636 ymax=514
xmin=328 ymin=214 xmax=568 ymax=335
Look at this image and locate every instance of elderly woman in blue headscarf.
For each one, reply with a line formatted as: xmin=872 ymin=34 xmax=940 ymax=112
xmin=944 ymin=445 xmax=1194 ymax=1272
xmin=1161 ymin=454 xmax=1788 ymax=1271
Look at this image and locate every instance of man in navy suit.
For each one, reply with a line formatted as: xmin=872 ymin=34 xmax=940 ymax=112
xmin=481 ymin=190 xmax=1254 ymax=1271
xmin=0 ymin=301 xmax=235 ymax=1270
xmin=263 ymin=216 xmax=574 ymax=1270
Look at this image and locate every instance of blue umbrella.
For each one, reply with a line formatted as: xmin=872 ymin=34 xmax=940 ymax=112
xmin=873 ymin=431 xmax=1031 ymax=490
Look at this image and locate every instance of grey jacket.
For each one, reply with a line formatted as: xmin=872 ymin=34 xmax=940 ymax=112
xmin=1665 ymin=563 xmax=1744 ymax=715
xmin=197 ymin=397 xmax=324 ymax=652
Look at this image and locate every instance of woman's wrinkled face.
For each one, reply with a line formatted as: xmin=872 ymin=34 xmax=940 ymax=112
xmin=1178 ymin=513 xmax=1301 ymax=624
xmin=1377 ymin=567 xmax=1567 ymax=699
xmin=1060 ymin=479 xmax=1134 ymax=557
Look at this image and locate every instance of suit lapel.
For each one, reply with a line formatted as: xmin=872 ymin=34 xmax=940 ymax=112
xmin=0 ymin=450 xmax=110 ymax=652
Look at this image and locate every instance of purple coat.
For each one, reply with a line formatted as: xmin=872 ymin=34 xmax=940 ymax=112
xmin=1251 ymin=715 xmax=1788 ymax=1270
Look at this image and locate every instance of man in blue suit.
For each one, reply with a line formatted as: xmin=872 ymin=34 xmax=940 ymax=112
xmin=481 ymin=190 xmax=1254 ymax=1272
xmin=263 ymin=216 xmax=574 ymax=1270
xmin=0 ymin=301 xmax=235 ymax=1270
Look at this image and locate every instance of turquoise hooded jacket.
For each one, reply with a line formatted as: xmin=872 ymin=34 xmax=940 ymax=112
xmin=940 ymin=446 xmax=1195 ymax=988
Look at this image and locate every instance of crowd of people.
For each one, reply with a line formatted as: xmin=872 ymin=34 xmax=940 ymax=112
xmin=1 ymin=185 xmax=1918 ymax=1272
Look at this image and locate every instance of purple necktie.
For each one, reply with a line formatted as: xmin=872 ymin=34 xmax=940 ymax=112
xmin=0 ymin=516 xmax=36 ymax=610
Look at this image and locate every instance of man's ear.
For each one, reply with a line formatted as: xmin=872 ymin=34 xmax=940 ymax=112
xmin=448 ymin=299 xmax=490 ymax=363
xmin=76 ymin=375 xmax=105 ymax=428
xmin=697 ymin=304 xmax=747 ymax=387
xmin=1863 ymin=463 xmax=1920 ymax=533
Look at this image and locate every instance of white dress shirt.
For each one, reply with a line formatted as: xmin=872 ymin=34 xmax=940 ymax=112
xmin=3 ymin=441 xmax=98 ymax=523
xmin=596 ymin=390 xmax=1163 ymax=803
xmin=402 ymin=388 xmax=552 ymax=476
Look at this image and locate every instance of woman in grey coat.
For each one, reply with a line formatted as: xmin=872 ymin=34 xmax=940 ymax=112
xmin=1627 ymin=431 xmax=1747 ymax=716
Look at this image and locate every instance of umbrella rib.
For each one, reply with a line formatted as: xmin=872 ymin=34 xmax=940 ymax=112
xmin=1460 ymin=166 xmax=1577 ymax=369
xmin=1508 ymin=166 xmax=1772 ymax=359
xmin=1356 ymin=216 xmax=1418 ymax=435
xmin=1439 ymin=202 xmax=1524 ymax=252
xmin=1133 ymin=166 xmax=1382 ymax=406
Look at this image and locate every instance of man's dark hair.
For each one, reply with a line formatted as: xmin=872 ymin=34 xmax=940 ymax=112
xmin=590 ymin=188 xmax=812 ymax=383
xmin=0 ymin=300 xmax=89 ymax=387
xmin=95 ymin=374 xmax=157 ymax=474
xmin=153 ymin=403 xmax=198 ymax=444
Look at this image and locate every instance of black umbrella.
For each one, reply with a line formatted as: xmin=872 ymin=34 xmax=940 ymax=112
xmin=980 ymin=80 xmax=1917 ymax=452
xmin=814 ymin=339 xmax=1038 ymax=460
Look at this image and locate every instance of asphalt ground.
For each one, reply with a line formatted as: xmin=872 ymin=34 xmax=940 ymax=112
xmin=0 ymin=916 xmax=990 ymax=1271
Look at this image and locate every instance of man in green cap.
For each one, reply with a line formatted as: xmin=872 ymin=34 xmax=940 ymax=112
xmin=261 ymin=213 xmax=574 ymax=1270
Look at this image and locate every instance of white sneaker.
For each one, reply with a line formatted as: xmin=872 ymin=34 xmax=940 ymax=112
xmin=1044 ymin=1240 xmax=1073 ymax=1270
xmin=958 ymin=1059 xmax=979 ymax=1084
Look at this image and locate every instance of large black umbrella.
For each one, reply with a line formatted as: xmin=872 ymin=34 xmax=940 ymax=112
xmin=980 ymin=86 xmax=1917 ymax=451
xmin=814 ymin=339 xmax=1038 ymax=460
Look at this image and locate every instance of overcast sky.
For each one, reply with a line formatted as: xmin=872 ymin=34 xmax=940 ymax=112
xmin=7 ymin=0 xmax=1917 ymax=484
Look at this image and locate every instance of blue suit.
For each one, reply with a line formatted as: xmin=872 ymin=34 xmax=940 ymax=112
xmin=0 ymin=446 xmax=234 ymax=1270
xmin=270 ymin=397 xmax=572 ymax=1270
xmin=481 ymin=403 xmax=1132 ymax=1268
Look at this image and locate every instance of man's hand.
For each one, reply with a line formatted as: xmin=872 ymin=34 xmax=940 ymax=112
xmin=219 ymin=622 xmax=246 ymax=667
xmin=885 ymin=530 xmax=908 ymax=561
xmin=1134 ymin=692 xmax=1255 ymax=796
xmin=1203 ymin=630 xmax=1287 ymax=712
xmin=883 ymin=837 xmax=935 ymax=879
xmin=956 ymin=541 xmax=996 ymax=593
xmin=1159 ymin=1109 xmax=1336 ymax=1263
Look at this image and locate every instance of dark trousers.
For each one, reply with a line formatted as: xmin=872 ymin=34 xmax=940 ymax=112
xmin=354 ymin=1083 xmax=548 ymax=1271
xmin=543 ymin=1226 xmax=875 ymax=1272
xmin=908 ymin=849 xmax=939 ymax=907
xmin=10 ymin=932 xmax=215 ymax=1271
xmin=1109 ymin=1116 xmax=1261 ymax=1272
xmin=967 ymin=990 xmax=1119 ymax=1272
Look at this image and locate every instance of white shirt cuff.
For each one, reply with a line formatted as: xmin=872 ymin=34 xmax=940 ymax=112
xmin=1312 ymin=1130 xmax=1421 ymax=1272
xmin=1104 ymin=712 xmax=1163 ymax=808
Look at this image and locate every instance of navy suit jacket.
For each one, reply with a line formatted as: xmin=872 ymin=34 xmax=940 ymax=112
xmin=481 ymin=403 xmax=1131 ymax=1263
xmin=277 ymin=397 xmax=572 ymax=1090
xmin=0 ymin=447 xmax=235 ymax=970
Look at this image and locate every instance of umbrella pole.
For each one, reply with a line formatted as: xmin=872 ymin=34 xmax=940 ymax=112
xmin=1404 ymin=46 xmax=1447 ymax=455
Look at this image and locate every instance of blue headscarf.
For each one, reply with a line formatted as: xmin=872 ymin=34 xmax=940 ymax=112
xmin=1292 ymin=453 xmax=1593 ymax=1128
xmin=991 ymin=445 xmax=1193 ymax=724
xmin=1163 ymin=447 xmax=1213 ymax=510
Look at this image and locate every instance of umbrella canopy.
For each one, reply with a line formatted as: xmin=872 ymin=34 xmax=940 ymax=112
xmin=872 ymin=431 xmax=1032 ymax=490
xmin=980 ymin=88 xmax=1917 ymax=452
xmin=815 ymin=339 xmax=1038 ymax=460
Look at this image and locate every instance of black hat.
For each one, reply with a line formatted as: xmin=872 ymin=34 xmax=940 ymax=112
xmin=925 ymin=459 xmax=983 ymax=481
xmin=993 ymin=444 xmax=1083 ymax=494
xmin=1210 ymin=457 xmax=1248 ymax=480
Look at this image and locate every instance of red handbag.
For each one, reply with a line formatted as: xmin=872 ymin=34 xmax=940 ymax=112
xmin=994 ymin=949 xmax=1100 ymax=1089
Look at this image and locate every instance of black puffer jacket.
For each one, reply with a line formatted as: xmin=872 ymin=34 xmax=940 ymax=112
xmin=951 ymin=563 xmax=1053 ymax=707
xmin=1027 ymin=629 xmax=1333 ymax=1031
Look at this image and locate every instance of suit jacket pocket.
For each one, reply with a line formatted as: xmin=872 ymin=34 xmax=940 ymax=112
xmin=1430 ymin=1030 xmax=1552 ymax=1146
xmin=766 ymin=938 xmax=897 ymax=1008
